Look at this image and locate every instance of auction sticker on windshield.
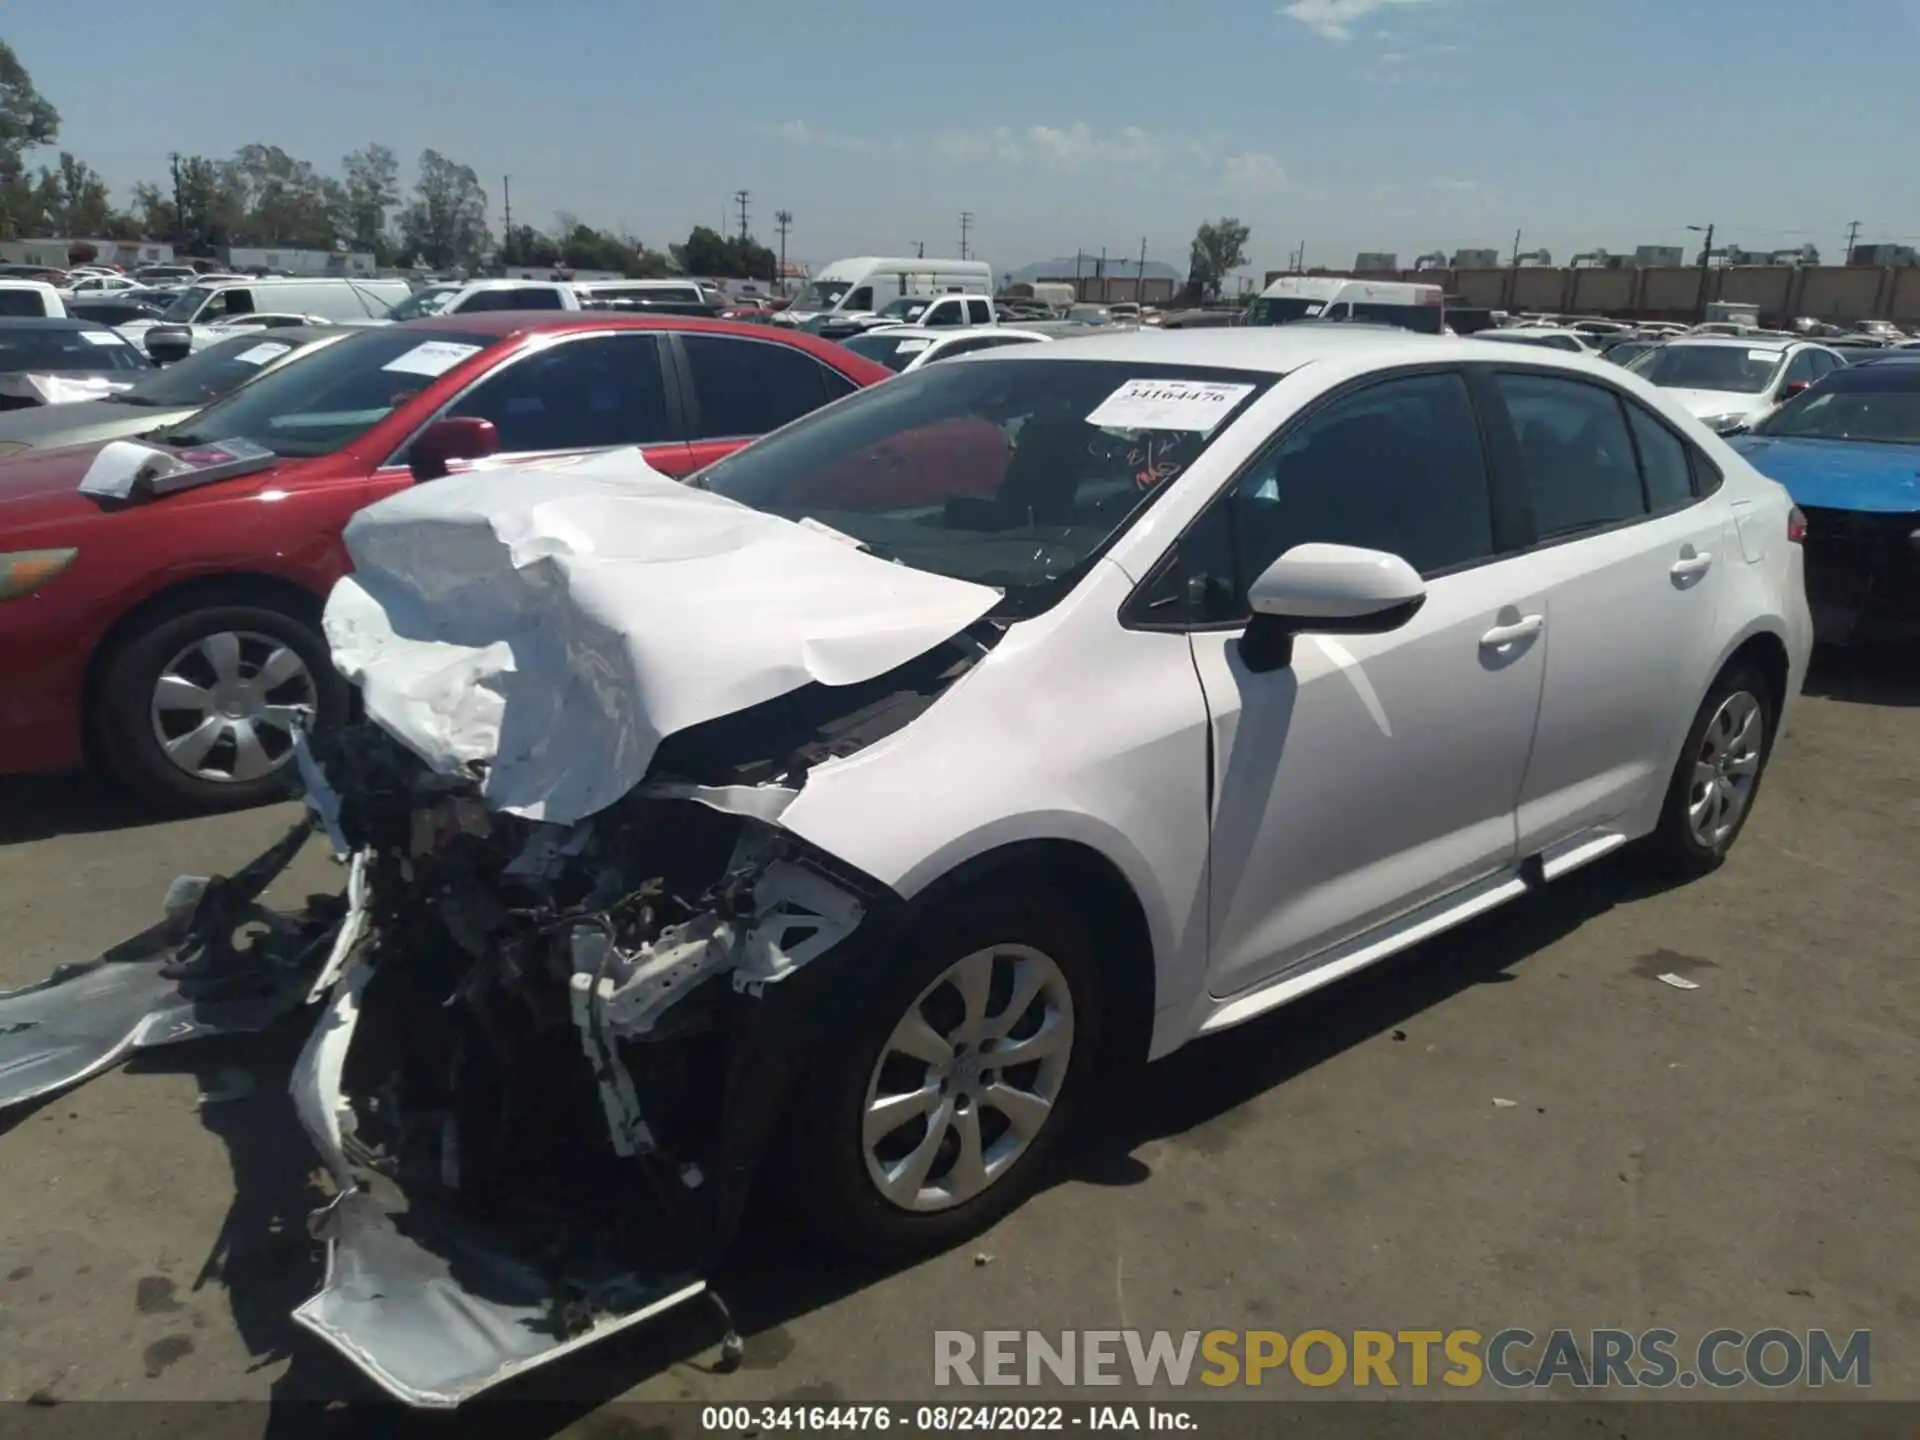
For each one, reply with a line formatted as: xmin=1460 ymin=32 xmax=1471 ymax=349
xmin=382 ymin=341 xmax=483 ymax=378
xmin=1749 ymin=350 xmax=1780 ymax=363
xmin=236 ymin=342 xmax=293 ymax=365
xmin=1086 ymin=378 xmax=1256 ymax=433
xmin=79 ymin=330 xmax=126 ymax=346
xmin=895 ymin=339 xmax=932 ymax=352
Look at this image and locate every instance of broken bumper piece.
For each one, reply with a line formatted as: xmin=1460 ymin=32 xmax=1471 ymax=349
xmin=291 ymin=963 xmax=708 ymax=1407
xmin=274 ymin=722 xmax=882 ymax=1405
xmin=0 ymin=820 xmax=332 ymax=1112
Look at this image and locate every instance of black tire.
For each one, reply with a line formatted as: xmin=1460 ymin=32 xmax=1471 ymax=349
xmin=95 ymin=599 xmax=347 ymax=813
xmin=1640 ymin=661 xmax=1775 ymax=878
xmin=784 ymin=886 xmax=1104 ymax=1260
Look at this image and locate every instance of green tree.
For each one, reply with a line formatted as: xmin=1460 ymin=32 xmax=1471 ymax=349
xmin=34 ymin=151 xmax=112 ymax=236
xmin=1188 ymin=216 xmax=1251 ymax=300
xmin=339 ymin=142 xmax=399 ymax=257
xmin=397 ymin=149 xmax=490 ymax=269
xmin=221 ymin=143 xmax=338 ymax=248
xmin=0 ymin=41 xmax=60 ymax=237
xmin=671 ymin=225 xmax=776 ymax=280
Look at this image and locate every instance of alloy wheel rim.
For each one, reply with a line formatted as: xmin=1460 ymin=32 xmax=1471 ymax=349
xmin=149 ymin=630 xmax=317 ymax=784
xmin=1687 ymin=689 xmax=1763 ymax=849
xmin=861 ymin=943 xmax=1075 ymax=1213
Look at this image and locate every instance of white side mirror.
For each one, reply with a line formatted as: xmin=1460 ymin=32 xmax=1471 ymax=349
xmin=1242 ymin=543 xmax=1426 ymax=672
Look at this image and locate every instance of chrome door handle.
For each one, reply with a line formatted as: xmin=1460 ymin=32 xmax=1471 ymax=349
xmin=1479 ymin=614 xmax=1543 ymax=647
xmin=1671 ymin=552 xmax=1714 ymax=580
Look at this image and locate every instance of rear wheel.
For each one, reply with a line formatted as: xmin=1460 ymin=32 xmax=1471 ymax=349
xmin=1641 ymin=663 xmax=1774 ymax=877
xmin=95 ymin=601 xmax=347 ymax=812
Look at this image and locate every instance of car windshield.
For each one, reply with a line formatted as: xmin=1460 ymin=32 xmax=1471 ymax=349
xmin=385 ymin=286 xmax=460 ymax=321
xmin=880 ymin=297 xmax=933 ymax=321
xmin=0 ymin=326 xmax=149 ymax=374
xmin=1629 ymin=344 xmax=1784 ymax=394
xmin=1754 ymin=376 xmax=1920 ymax=446
xmin=697 ymin=358 xmax=1274 ymax=616
xmin=791 ymin=280 xmax=851 ymax=311
xmin=109 ymin=331 xmax=334 ymax=408
xmin=1477 ymin=332 xmax=1570 ymax=349
xmin=157 ymin=285 xmax=219 ymax=323
xmin=841 ymin=332 xmax=935 ymax=372
xmin=1246 ymin=296 xmax=1332 ymax=325
xmin=157 ymin=327 xmax=493 ymax=458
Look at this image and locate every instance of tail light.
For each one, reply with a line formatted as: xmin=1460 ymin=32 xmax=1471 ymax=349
xmin=1787 ymin=506 xmax=1807 ymax=544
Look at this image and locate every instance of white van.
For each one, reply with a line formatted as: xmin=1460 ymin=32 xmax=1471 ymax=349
xmin=1247 ymin=276 xmax=1446 ymax=335
xmin=778 ymin=257 xmax=993 ymax=327
xmin=141 ymin=276 xmax=414 ymax=329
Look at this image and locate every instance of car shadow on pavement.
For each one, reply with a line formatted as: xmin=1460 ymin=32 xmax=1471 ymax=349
xmin=1804 ymin=644 xmax=1919 ymax=707
xmin=0 ymin=772 xmax=170 ymax=845
xmin=106 ymin=857 xmax=1678 ymax=1439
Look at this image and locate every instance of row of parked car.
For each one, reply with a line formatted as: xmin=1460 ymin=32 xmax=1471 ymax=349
xmin=0 ymin=282 xmax=1911 ymax=818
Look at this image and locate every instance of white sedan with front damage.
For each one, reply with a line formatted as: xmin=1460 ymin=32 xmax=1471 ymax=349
xmin=0 ymin=327 xmax=1813 ymax=1405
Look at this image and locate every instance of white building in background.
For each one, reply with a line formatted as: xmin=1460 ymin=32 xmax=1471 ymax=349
xmin=225 ymin=247 xmax=376 ymax=276
xmin=0 ymin=238 xmax=177 ymax=267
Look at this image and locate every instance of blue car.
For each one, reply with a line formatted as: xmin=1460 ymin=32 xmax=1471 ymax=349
xmin=1729 ymin=360 xmax=1920 ymax=644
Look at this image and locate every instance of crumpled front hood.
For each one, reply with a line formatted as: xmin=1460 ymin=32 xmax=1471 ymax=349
xmin=323 ymin=448 xmax=1001 ymax=826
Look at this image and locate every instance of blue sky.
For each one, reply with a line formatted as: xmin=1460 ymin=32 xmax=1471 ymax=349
xmin=11 ymin=0 xmax=1920 ymax=281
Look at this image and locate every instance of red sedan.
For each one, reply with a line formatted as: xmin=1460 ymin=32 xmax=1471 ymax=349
xmin=0 ymin=313 xmax=890 ymax=809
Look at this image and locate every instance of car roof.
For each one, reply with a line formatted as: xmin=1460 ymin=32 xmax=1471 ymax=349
xmin=0 ymin=315 xmax=111 ymax=331
xmin=1002 ymin=326 xmax=1616 ymax=374
xmin=1664 ymin=335 xmax=1801 ymax=351
xmin=390 ymin=310 xmax=887 ymax=375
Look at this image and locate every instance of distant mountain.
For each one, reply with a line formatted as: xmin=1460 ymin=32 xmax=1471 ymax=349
xmin=1001 ymin=255 xmax=1182 ymax=287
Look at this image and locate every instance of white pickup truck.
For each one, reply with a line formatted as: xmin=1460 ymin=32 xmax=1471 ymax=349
xmin=815 ymin=292 xmax=995 ymax=340
xmin=0 ymin=280 xmax=69 ymax=319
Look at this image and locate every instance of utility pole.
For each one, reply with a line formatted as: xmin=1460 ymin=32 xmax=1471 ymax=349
xmin=1296 ymin=239 xmax=1306 ymax=273
xmin=502 ymin=175 xmax=512 ymax=262
xmin=775 ymin=210 xmax=792 ymax=289
xmin=1844 ymin=219 xmax=1861 ymax=264
xmin=959 ymin=211 xmax=973 ymax=261
xmin=1688 ymin=223 xmax=1715 ymax=321
xmin=1509 ymin=228 xmax=1522 ymax=268
xmin=734 ymin=190 xmax=751 ymax=243
xmin=169 ymin=152 xmax=185 ymax=247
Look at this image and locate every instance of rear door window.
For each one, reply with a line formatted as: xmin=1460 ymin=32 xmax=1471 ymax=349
xmin=446 ymin=332 xmax=675 ymax=450
xmin=1491 ymin=372 xmax=1647 ymax=538
xmin=681 ymin=335 xmax=836 ymax=438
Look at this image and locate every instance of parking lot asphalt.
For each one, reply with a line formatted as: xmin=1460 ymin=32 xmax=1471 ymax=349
xmin=0 ymin=649 xmax=1914 ymax=1433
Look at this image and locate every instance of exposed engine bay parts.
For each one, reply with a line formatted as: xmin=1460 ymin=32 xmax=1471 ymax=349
xmin=322 ymin=447 xmax=1001 ymax=826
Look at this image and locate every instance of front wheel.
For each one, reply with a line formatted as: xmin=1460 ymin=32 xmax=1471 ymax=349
xmin=95 ymin=601 xmax=348 ymax=812
xmin=784 ymin=890 xmax=1103 ymax=1260
xmin=1641 ymin=663 xmax=1775 ymax=877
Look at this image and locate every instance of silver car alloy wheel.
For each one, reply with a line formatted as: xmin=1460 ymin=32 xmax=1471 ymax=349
xmin=1688 ymin=689 xmax=1763 ymax=849
xmin=862 ymin=943 xmax=1075 ymax=1213
xmin=149 ymin=630 xmax=318 ymax=784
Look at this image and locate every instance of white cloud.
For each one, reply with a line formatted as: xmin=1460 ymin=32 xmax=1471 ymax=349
xmin=936 ymin=121 xmax=1168 ymax=171
xmin=1428 ymin=177 xmax=1479 ymax=192
xmin=1280 ymin=0 xmax=1436 ymax=42
xmin=762 ymin=119 xmax=893 ymax=154
xmin=1221 ymin=152 xmax=1289 ymax=195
